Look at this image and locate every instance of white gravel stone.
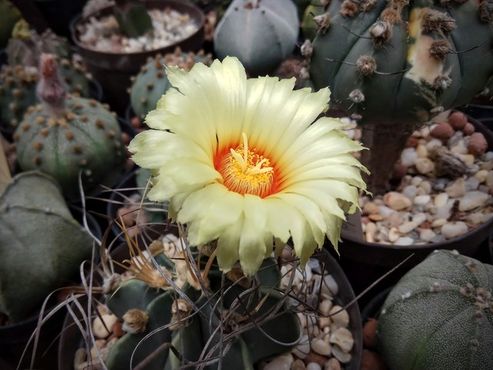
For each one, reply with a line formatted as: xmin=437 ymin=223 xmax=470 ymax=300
xmin=416 ymin=144 xmax=428 ymax=158
xmin=401 ymin=148 xmax=418 ymax=166
xmin=306 ymin=363 xmax=322 ymax=370
xmin=384 ymin=192 xmax=412 ymax=211
xmin=395 ymin=237 xmax=414 ymax=246
xmin=441 ymin=222 xmax=468 ymax=239
xmin=459 ymin=191 xmax=489 ymax=211
xmin=415 ymin=158 xmax=435 ymax=174
xmin=264 ymin=353 xmax=293 ymax=370
xmin=434 ymin=193 xmax=449 ymax=207
xmin=419 ymin=229 xmax=436 ymax=242
xmin=402 ymin=185 xmax=418 ymax=200
xmin=311 ymin=338 xmax=332 ymax=356
xmin=446 ymin=178 xmax=466 ymax=198
xmin=414 ymin=195 xmax=431 ymax=206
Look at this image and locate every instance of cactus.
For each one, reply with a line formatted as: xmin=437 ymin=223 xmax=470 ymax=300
xmin=13 ymin=54 xmax=125 ymax=198
xmin=113 ymin=0 xmax=153 ymax=38
xmin=301 ymin=0 xmax=325 ymax=40
xmin=309 ymin=0 xmax=493 ymax=193
xmin=377 ymin=250 xmax=493 ymax=370
xmin=0 ymin=171 xmax=93 ymax=322
xmin=98 ymin=237 xmax=300 ymax=370
xmin=130 ymin=48 xmax=213 ymax=119
xmin=0 ymin=25 xmax=93 ymax=130
xmin=0 ymin=0 xmax=21 ymax=48
xmin=214 ymin=0 xmax=299 ymax=75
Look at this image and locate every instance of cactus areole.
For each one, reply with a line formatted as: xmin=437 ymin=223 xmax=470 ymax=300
xmin=378 ymin=250 xmax=493 ymax=370
xmin=310 ymin=0 xmax=493 ymax=193
xmin=14 ymin=54 xmax=125 ymax=198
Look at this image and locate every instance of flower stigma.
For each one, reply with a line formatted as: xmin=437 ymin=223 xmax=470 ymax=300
xmin=217 ymin=132 xmax=275 ymax=198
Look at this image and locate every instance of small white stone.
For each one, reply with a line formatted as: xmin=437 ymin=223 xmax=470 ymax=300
xmin=446 ymin=178 xmax=466 ymax=198
xmin=402 ymin=185 xmax=418 ymax=200
xmin=324 ymin=358 xmax=342 ymax=370
xmin=401 ymin=147 xmax=418 ymax=166
xmin=395 ymin=237 xmax=414 ymax=246
xmin=420 ymin=181 xmax=432 ymax=194
xmin=434 ymin=193 xmax=449 ymax=207
xmin=465 ymin=177 xmax=480 ymax=191
xmin=432 ymin=218 xmax=447 ymax=228
xmin=414 ymin=195 xmax=431 ymax=206
xmin=264 ymin=353 xmax=293 ymax=370
xmin=419 ymin=229 xmax=436 ymax=242
xmin=416 ymin=144 xmax=428 ymax=158
xmin=293 ymin=335 xmax=310 ymax=359
xmin=319 ymin=299 xmax=333 ymax=316
xmin=319 ymin=317 xmax=332 ymax=328
xmin=441 ymin=222 xmax=468 ymax=239
xmin=388 ymin=227 xmax=400 ymax=242
xmin=378 ymin=205 xmax=395 ymax=218
xmin=450 ymin=141 xmax=468 ymax=155
xmin=466 ymin=213 xmax=485 ymax=225
xmin=384 ymin=192 xmax=412 ymax=211
xmin=435 ymin=199 xmax=454 ymax=220
xmin=415 ymin=158 xmax=435 ymax=174
xmin=459 ymin=191 xmax=489 ymax=211
xmin=426 ymin=138 xmax=442 ymax=151
xmin=311 ymin=338 xmax=332 ymax=356
xmin=329 ymin=327 xmax=354 ymax=353
xmin=306 ymin=363 xmax=322 ymax=370
xmin=475 ymin=170 xmax=489 ymax=183
xmin=411 ymin=176 xmax=424 ymax=186
xmin=487 ymin=171 xmax=493 ymax=189
xmin=398 ymin=221 xmax=418 ymax=234
xmin=323 ymin=274 xmax=339 ymax=296
xmin=332 ymin=345 xmax=352 ymax=363
xmin=329 ymin=306 xmax=349 ymax=327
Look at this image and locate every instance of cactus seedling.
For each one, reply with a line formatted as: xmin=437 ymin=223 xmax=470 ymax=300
xmin=309 ymin=0 xmax=493 ymax=194
xmin=0 ymin=171 xmax=93 ymax=322
xmin=113 ymin=0 xmax=153 ymax=38
xmin=14 ymin=54 xmax=125 ymax=198
xmin=378 ymin=250 xmax=493 ymax=370
xmin=214 ymin=0 xmax=300 ymax=75
xmin=130 ymin=48 xmax=213 ymax=119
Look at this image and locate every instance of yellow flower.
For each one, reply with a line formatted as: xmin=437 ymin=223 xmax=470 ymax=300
xmin=129 ymin=57 xmax=366 ymax=275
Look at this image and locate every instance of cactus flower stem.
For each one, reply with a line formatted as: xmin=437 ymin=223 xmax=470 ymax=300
xmin=36 ymin=54 xmax=67 ymax=117
xmin=361 ymin=121 xmax=415 ymax=195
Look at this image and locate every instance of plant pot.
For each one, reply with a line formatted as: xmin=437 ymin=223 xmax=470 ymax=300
xmin=70 ymin=0 xmax=205 ymax=114
xmin=460 ymin=104 xmax=493 ymax=131
xmin=58 ymin=240 xmax=363 ymax=369
xmin=335 ymin=115 xmax=493 ymax=305
xmin=0 ymin=209 xmax=101 ymax=369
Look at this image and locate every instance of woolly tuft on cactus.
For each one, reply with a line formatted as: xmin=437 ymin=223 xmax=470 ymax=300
xmin=130 ymin=48 xmax=212 ymax=119
xmin=0 ymin=171 xmax=93 ymax=322
xmin=378 ymin=250 xmax=493 ymax=370
xmin=309 ymin=0 xmax=493 ymax=193
xmin=214 ymin=0 xmax=299 ymax=75
xmin=14 ymin=54 xmax=125 ymax=198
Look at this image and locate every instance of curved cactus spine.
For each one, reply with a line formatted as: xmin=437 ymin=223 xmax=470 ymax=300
xmin=309 ymin=0 xmax=493 ymax=193
xmin=130 ymin=48 xmax=213 ymax=119
xmin=378 ymin=250 xmax=493 ymax=370
xmin=213 ymin=0 xmax=300 ymax=75
xmin=14 ymin=54 xmax=125 ymax=198
xmin=0 ymin=171 xmax=93 ymax=322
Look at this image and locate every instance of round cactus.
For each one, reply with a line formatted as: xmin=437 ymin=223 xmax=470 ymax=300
xmin=0 ymin=171 xmax=93 ymax=322
xmin=378 ymin=250 xmax=493 ymax=370
xmin=130 ymin=48 xmax=212 ymax=119
xmin=14 ymin=54 xmax=125 ymax=198
xmin=214 ymin=0 xmax=299 ymax=75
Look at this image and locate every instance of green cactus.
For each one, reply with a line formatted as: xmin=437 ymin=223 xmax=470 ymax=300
xmin=0 ymin=0 xmax=20 ymax=48
xmin=309 ymin=0 xmax=493 ymax=193
xmin=113 ymin=0 xmax=153 ymax=38
xmin=301 ymin=0 xmax=325 ymax=40
xmin=101 ymin=241 xmax=300 ymax=370
xmin=14 ymin=54 xmax=125 ymax=198
xmin=0 ymin=25 xmax=93 ymax=130
xmin=214 ymin=0 xmax=300 ymax=75
xmin=0 ymin=171 xmax=93 ymax=322
xmin=377 ymin=250 xmax=493 ymax=370
xmin=130 ymin=48 xmax=213 ymax=119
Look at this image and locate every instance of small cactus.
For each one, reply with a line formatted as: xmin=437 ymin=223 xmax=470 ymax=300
xmin=130 ymin=48 xmax=213 ymax=119
xmin=214 ymin=0 xmax=299 ymax=75
xmin=14 ymin=54 xmax=125 ymax=198
xmin=96 ymin=236 xmax=300 ymax=369
xmin=113 ymin=0 xmax=153 ymax=38
xmin=0 ymin=171 xmax=93 ymax=322
xmin=378 ymin=250 xmax=493 ymax=370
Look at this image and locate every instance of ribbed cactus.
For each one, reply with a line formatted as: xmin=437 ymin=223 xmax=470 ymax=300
xmin=377 ymin=250 xmax=493 ymax=370
xmin=14 ymin=54 xmax=125 ymax=198
xmin=309 ymin=0 xmax=493 ymax=193
xmin=214 ymin=0 xmax=299 ymax=75
xmin=0 ymin=171 xmax=93 ymax=322
xmin=101 ymin=240 xmax=299 ymax=370
xmin=130 ymin=48 xmax=212 ymax=119
xmin=113 ymin=0 xmax=153 ymax=38
xmin=0 ymin=25 xmax=93 ymax=130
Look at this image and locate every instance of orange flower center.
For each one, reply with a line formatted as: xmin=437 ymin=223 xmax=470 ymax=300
xmin=216 ymin=133 xmax=275 ymax=198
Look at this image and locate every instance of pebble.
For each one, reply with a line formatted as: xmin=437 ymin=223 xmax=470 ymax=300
xmin=419 ymin=229 xmax=436 ymax=242
xmin=450 ymin=141 xmax=468 ymax=155
xmin=435 ymin=200 xmax=454 ymax=220
xmin=463 ymin=122 xmax=475 ymax=135
xmin=306 ymin=363 xmax=322 ymax=370
xmin=293 ymin=335 xmax=310 ymax=359
xmin=441 ymin=222 xmax=468 ymax=239
xmin=331 ymin=346 xmax=352 ymax=364
xmin=426 ymin=138 xmax=443 ymax=151
xmin=264 ymin=353 xmax=293 ymax=370
xmin=468 ymin=133 xmax=488 ymax=156
xmin=459 ymin=191 xmax=489 ymax=211
xmin=394 ymin=237 xmax=414 ymax=246
xmin=401 ymin=147 xmax=418 ymax=166
xmin=416 ymin=144 xmax=428 ymax=158
xmin=324 ymin=358 xmax=342 ymax=370
xmin=388 ymin=228 xmax=400 ymax=242
xmin=446 ymin=178 xmax=466 ymax=198
xmin=363 ymin=202 xmax=379 ymax=215
xmin=384 ymin=192 xmax=412 ymax=210
xmin=431 ymin=122 xmax=455 ymax=140
xmin=402 ymin=185 xmax=418 ymax=200
xmin=465 ymin=177 xmax=480 ymax=191
xmin=414 ymin=195 xmax=431 ymax=206
xmin=434 ymin=193 xmax=449 ymax=207
xmin=312 ymin=338 xmax=332 ymax=356
xmin=323 ymin=275 xmax=339 ymax=296
xmin=415 ymin=158 xmax=435 ymax=174
xmin=329 ymin=327 xmax=354 ymax=353
xmin=475 ymin=170 xmax=489 ymax=183
xmin=448 ymin=111 xmax=467 ymax=129
xmin=432 ymin=218 xmax=447 ymax=227
xmin=292 ymin=359 xmax=306 ymax=370
xmin=319 ymin=299 xmax=333 ymax=316
xmin=329 ymin=306 xmax=349 ymax=327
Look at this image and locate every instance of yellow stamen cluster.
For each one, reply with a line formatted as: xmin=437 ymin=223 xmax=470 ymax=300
xmin=219 ymin=133 xmax=274 ymax=198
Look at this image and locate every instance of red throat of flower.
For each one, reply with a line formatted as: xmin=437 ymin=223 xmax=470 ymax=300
xmin=215 ymin=133 xmax=280 ymax=198
xmin=37 ymin=53 xmax=67 ymax=114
